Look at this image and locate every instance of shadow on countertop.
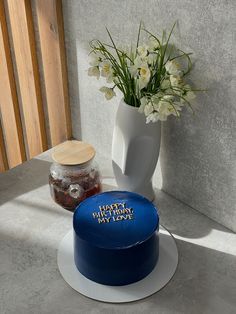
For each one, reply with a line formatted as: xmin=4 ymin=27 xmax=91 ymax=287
xmin=0 ymin=221 xmax=235 ymax=314
xmin=0 ymin=159 xmax=52 ymax=206
xmin=0 ymin=159 xmax=234 ymax=241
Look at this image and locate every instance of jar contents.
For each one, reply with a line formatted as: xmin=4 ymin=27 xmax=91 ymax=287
xmin=49 ymin=162 xmax=102 ymax=211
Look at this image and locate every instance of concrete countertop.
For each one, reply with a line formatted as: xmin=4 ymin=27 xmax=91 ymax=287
xmin=0 ymin=151 xmax=236 ymax=314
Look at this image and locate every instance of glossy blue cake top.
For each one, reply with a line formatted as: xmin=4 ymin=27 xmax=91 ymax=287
xmin=73 ymin=191 xmax=159 ymax=249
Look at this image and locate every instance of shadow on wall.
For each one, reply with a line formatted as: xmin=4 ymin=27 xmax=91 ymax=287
xmin=154 ymin=189 xmax=234 ymax=239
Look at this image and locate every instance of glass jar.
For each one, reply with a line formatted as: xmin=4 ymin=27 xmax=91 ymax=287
xmin=49 ymin=141 xmax=102 ymax=211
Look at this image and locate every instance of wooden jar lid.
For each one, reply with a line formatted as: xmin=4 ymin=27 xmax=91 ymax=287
xmin=52 ymin=140 xmax=95 ymax=165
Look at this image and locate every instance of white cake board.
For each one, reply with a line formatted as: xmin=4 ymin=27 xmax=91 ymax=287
xmin=57 ymin=225 xmax=178 ymax=303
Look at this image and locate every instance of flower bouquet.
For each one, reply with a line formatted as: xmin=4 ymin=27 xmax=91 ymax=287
xmin=88 ymin=23 xmax=200 ymax=123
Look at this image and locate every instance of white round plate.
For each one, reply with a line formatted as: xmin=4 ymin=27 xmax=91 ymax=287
xmin=57 ymin=225 xmax=178 ymax=303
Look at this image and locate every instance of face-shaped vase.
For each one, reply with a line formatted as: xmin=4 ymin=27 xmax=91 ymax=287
xmin=112 ymin=99 xmax=161 ymax=200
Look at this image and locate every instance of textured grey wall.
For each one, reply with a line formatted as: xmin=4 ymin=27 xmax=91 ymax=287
xmin=62 ymin=0 xmax=236 ymax=232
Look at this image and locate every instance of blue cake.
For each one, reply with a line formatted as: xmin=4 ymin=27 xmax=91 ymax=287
xmin=73 ymin=191 xmax=159 ymax=286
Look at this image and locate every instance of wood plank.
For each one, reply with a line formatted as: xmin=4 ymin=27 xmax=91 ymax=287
xmin=0 ymin=1 xmax=26 ymax=168
xmin=35 ymin=0 xmax=72 ymax=146
xmin=0 ymin=121 xmax=9 ymax=172
xmin=6 ymin=0 xmax=47 ymax=158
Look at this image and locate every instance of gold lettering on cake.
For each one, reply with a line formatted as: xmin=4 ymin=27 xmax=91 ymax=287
xmin=99 ymin=203 xmax=126 ymax=211
xmin=112 ymin=213 xmax=134 ymax=222
xmin=92 ymin=202 xmax=134 ymax=224
xmin=98 ymin=217 xmax=111 ymax=224
xmin=92 ymin=211 xmax=107 ymax=218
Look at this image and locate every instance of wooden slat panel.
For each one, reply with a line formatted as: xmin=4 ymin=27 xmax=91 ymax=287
xmin=35 ymin=0 xmax=72 ymax=146
xmin=6 ymin=0 xmax=47 ymax=158
xmin=0 ymin=1 xmax=26 ymax=168
xmin=0 ymin=121 xmax=9 ymax=172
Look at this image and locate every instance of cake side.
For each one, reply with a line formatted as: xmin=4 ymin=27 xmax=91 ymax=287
xmin=74 ymin=230 xmax=159 ymax=286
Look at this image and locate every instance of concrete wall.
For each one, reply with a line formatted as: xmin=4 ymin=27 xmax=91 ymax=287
xmin=62 ymin=0 xmax=236 ymax=232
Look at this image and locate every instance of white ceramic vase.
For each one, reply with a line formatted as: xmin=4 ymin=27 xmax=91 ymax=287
xmin=112 ymin=99 xmax=161 ymax=201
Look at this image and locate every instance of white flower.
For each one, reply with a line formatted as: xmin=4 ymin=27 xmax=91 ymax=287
xmin=153 ymin=102 xmax=159 ymax=111
xmin=140 ymin=65 xmax=150 ymax=79
xmin=129 ymin=58 xmax=151 ymax=88
xmin=165 ymin=60 xmax=181 ymax=76
xmin=151 ymin=92 xmax=164 ymax=104
xmin=138 ymin=97 xmax=148 ymax=113
xmin=129 ymin=57 xmax=143 ymax=77
xmin=137 ymin=45 xmax=148 ymax=58
xmin=88 ymin=66 xmax=100 ymax=79
xmin=146 ymin=112 xmax=159 ymax=124
xmin=156 ymin=99 xmax=182 ymax=120
xmin=161 ymin=79 xmax=171 ymax=89
xmin=144 ymin=102 xmax=153 ymax=116
xmin=181 ymin=84 xmax=196 ymax=102
xmin=138 ymin=77 xmax=148 ymax=90
xmin=101 ymin=61 xmax=113 ymax=79
xmin=99 ymin=86 xmax=116 ymax=100
xmin=158 ymin=109 xmax=169 ymax=121
xmin=151 ymin=96 xmax=161 ymax=111
xmin=89 ymin=54 xmax=102 ymax=67
xmin=181 ymin=91 xmax=196 ymax=103
xmin=147 ymin=53 xmax=156 ymax=65
xmin=185 ymin=90 xmax=196 ymax=101
xmin=163 ymin=94 xmax=175 ymax=101
xmin=147 ymin=38 xmax=159 ymax=51
xmin=138 ymin=64 xmax=151 ymax=90
xmin=129 ymin=66 xmax=138 ymax=77
xmin=153 ymin=98 xmax=168 ymax=112
xmin=156 ymin=100 xmax=174 ymax=121
xmin=170 ymin=75 xmax=183 ymax=87
xmin=106 ymin=74 xmax=114 ymax=83
xmin=168 ymin=104 xmax=181 ymax=117
xmin=113 ymin=76 xmax=120 ymax=85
